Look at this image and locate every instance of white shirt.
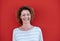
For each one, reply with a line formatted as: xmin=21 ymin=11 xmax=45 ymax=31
xmin=12 ymin=26 xmax=43 ymax=41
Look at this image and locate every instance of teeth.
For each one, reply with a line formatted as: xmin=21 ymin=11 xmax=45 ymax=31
xmin=25 ymin=19 xmax=28 ymax=20
xmin=24 ymin=19 xmax=29 ymax=20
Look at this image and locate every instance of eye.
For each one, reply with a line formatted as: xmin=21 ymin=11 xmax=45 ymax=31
xmin=27 ymin=13 xmax=30 ymax=16
xmin=22 ymin=14 xmax=25 ymax=16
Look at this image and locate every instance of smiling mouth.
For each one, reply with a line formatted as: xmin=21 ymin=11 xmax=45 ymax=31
xmin=23 ymin=18 xmax=29 ymax=20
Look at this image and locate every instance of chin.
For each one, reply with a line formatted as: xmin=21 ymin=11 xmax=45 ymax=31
xmin=24 ymin=21 xmax=30 ymax=24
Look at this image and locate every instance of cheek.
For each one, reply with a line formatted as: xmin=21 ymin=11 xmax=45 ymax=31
xmin=29 ymin=16 xmax=31 ymax=19
xmin=21 ymin=17 xmax=24 ymax=20
xmin=28 ymin=16 xmax=31 ymax=20
xmin=20 ymin=16 xmax=23 ymax=20
xmin=20 ymin=16 xmax=25 ymax=21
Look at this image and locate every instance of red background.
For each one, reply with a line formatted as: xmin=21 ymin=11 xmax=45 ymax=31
xmin=0 ymin=0 xmax=60 ymax=41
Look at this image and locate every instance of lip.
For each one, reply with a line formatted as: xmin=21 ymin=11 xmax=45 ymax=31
xmin=23 ymin=18 xmax=29 ymax=21
xmin=23 ymin=17 xmax=30 ymax=20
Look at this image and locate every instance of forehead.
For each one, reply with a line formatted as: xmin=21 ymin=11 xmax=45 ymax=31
xmin=21 ymin=10 xmax=30 ymax=14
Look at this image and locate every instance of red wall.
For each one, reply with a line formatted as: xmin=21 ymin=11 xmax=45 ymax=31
xmin=0 ymin=0 xmax=60 ymax=41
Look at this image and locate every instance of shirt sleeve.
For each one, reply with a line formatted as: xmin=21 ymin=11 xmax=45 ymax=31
xmin=38 ymin=27 xmax=43 ymax=41
xmin=39 ymin=29 xmax=43 ymax=41
xmin=12 ymin=29 xmax=16 ymax=41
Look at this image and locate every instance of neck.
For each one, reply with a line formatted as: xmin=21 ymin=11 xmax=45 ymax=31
xmin=21 ymin=22 xmax=32 ymax=29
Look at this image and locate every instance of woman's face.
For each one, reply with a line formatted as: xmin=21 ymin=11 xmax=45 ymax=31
xmin=20 ymin=10 xmax=31 ymax=24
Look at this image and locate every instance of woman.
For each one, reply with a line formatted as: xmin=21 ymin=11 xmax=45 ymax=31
xmin=12 ymin=6 xmax=43 ymax=41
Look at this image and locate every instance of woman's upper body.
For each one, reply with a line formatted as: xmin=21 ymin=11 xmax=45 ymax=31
xmin=12 ymin=26 xmax=43 ymax=41
xmin=12 ymin=6 xmax=43 ymax=41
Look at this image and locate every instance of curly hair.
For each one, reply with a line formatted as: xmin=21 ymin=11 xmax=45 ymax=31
xmin=16 ymin=6 xmax=34 ymax=25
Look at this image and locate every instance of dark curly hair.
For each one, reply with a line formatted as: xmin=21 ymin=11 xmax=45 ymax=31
xmin=16 ymin=6 xmax=34 ymax=25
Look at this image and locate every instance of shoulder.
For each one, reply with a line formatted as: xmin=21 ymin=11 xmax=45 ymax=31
xmin=34 ymin=26 xmax=42 ymax=32
xmin=13 ymin=27 xmax=19 ymax=33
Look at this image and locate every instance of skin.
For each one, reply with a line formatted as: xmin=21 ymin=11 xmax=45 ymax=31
xmin=19 ymin=10 xmax=33 ymax=31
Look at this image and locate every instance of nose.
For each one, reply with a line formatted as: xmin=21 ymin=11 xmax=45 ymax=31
xmin=24 ymin=14 xmax=29 ymax=18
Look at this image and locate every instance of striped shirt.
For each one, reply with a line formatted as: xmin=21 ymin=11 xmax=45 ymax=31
xmin=12 ymin=26 xmax=43 ymax=41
